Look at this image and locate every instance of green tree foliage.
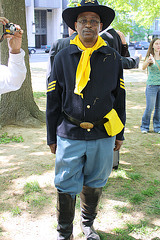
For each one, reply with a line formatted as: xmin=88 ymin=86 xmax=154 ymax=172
xmin=134 ymin=0 xmax=160 ymax=27
xmin=130 ymin=24 xmax=152 ymax=41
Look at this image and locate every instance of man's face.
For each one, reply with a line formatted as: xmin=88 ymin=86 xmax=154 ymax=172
xmin=75 ymin=12 xmax=103 ymax=46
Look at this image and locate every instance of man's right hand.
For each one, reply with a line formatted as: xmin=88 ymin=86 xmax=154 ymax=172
xmin=6 ymin=24 xmax=23 ymax=54
xmin=135 ymin=50 xmax=142 ymax=61
xmin=0 ymin=17 xmax=23 ymax=54
xmin=49 ymin=144 xmax=57 ymax=154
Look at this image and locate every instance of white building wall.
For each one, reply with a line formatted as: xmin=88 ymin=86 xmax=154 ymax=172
xmin=47 ymin=0 xmax=63 ymax=46
xmin=47 ymin=11 xmax=53 ymax=46
xmin=25 ymin=0 xmax=35 ymax=47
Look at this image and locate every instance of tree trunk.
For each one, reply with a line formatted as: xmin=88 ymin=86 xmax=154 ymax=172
xmin=0 ymin=0 xmax=45 ymax=127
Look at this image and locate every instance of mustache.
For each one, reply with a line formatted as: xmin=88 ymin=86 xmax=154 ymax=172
xmin=82 ymin=28 xmax=94 ymax=33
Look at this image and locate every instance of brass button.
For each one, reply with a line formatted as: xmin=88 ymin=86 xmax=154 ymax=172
xmin=87 ymin=105 xmax=91 ymax=109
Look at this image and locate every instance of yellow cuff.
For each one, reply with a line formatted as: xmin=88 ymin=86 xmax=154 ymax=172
xmin=104 ymin=109 xmax=124 ymax=136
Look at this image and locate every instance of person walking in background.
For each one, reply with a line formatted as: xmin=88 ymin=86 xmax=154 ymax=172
xmin=100 ymin=27 xmax=130 ymax=57
xmin=0 ymin=17 xmax=26 ymax=94
xmin=141 ymin=38 xmax=160 ymax=134
xmin=46 ymin=0 xmax=126 ymax=239
xmin=46 ymin=27 xmax=77 ymax=82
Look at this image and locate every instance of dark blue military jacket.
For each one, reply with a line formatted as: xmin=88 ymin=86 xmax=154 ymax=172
xmin=46 ymin=44 xmax=126 ymax=145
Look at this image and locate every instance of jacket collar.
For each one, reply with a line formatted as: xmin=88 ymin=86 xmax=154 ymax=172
xmin=69 ymin=43 xmax=108 ymax=55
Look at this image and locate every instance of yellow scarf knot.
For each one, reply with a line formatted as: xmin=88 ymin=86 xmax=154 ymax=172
xmin=70 ymin=35 xmax=107 ymax=98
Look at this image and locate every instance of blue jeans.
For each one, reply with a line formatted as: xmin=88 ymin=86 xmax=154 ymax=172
xmin=141 ymin=85 xmax=160 ymax=132
xmin=54 ymin=136 xmax=116 ymax=196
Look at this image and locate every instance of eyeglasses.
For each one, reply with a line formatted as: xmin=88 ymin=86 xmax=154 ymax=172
xmin=77 ymin=19 xmax=100 ymax=27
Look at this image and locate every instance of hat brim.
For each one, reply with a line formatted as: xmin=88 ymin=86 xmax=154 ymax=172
xmin=62 ymin=5 xmax=115 ymax=31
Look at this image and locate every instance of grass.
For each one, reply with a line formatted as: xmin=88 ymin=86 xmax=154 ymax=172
xmin=0 ymin=132 xmax=23 ymax=144
xmin=112 ymin=220 xmax=160 ymax=239
xmin=114 ymin=205 xmax=133 ymax=214
xmin=11 ymin=206 xmax=22 ymax=216
xmin=147 ymin=199 xmax=160 ymax=215
xmin=129 ymin=193 xmax=145 ymax=204
xmin=33 ymin=92 xmax=46 ymax=99
xmin=23 ymin=181 xmax=51 ymax=210
xmin=0 ymin=82 xmax=160 ymax=239
xmin=24 ymin=181 xmax=41 ymax=194
xmin=141 ymin=186 xmax=157 ymax=197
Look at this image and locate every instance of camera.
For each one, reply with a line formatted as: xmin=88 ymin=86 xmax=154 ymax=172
xmin=3 ymin=23 xmax=16 ymax=35
xmin=0 ymin=23 xmax=17 ymax=43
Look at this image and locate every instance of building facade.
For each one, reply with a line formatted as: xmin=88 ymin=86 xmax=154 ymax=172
xmin=25 ymin=0 xmax=68 ymax=48
xmin=151 ymin=18 xmax=160 ymax=39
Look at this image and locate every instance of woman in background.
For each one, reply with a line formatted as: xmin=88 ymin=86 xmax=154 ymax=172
xmin=141 ymin=38 xmax=160 ymax=133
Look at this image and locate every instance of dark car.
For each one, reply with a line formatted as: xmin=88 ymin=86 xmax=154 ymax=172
xmin=134 ymin=41 xmax=150 ymax=50
xmin=129 ymin=41 xmax=135 ymax=47
xmin=41 ymin=45 xmax=51 ymax=53
xmin=28 ymin=47 xmax=36 ymax=54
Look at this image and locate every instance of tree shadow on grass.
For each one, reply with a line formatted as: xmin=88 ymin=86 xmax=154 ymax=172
xmin=98 ymin=230 xmax=140 ymax=240
xmin=98 ymin=230 xmax=160 ymax=240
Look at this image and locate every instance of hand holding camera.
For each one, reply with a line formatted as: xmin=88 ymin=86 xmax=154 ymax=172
xmin=0 ymin=16 xmax=23 ymax=54
xmin=149 ymin=54 xmax=155 ymax=64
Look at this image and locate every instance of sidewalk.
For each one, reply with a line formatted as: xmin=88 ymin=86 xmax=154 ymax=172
xmin=124 ymin=69 xmax=147 ymax=83
xmin=124 ymin=60 xmax=147 ymax=83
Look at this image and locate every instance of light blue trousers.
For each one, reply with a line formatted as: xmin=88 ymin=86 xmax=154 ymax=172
xmin=54 ymin=136 xmax=116 ymax=196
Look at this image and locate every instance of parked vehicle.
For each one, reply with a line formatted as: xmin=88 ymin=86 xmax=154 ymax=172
xmin=129 ymin=42 xmax=135 ymax=47
xmin=28 ymin=47 xmax=36 ymax=54
xmin=41 ymin=45 xmax=51 ymax=53
xmin=134 ymin=41 xmax=150 ymax=50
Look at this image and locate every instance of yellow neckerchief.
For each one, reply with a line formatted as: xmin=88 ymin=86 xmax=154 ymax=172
xmin=70 ymin=35 xmax=107 ymax=98
xmin=104 ymin=109 xmax=124 ymax=136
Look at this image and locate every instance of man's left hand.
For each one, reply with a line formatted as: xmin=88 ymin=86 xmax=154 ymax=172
xmin=114 ymin=139 xmax=123 ymax=151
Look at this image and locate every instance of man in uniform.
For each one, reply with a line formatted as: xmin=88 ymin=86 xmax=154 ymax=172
xmin=46 ymin=1 xmax=126 ymax=239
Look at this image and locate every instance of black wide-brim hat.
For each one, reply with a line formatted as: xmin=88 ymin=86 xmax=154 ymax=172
xmin=62 ymin=0 xmax=115 ymax=31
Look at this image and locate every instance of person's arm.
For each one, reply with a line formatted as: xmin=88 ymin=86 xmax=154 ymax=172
xmin=142 ymin=56 xmax=154 ymax=70
xmin=142 ymin=58 xmax=149 ymax=70
xmin=113 ymin=55 xmax=126 ymax=149
xmin=46 ymin=41 xmax=59 ymax=84
xmin=6 ymin=24 xmax=23 ymax=54
xmin=116 ymin=30 xmax=130 ymax=57
xmin=121 ymin=44 xmax=130 ymax=57
xmin=49 ymin=144 xmax=57 ymax=154
xmin=121 ymin=54 xmax=142 ymax=69
xmin=0 ymin=50 xmax=26 ymax=94
xmin=0 ymin=18 xmax=26 ymax=94
xmin=114 ymin=139 xmax=123 ymax=151
xmin=46 ymin=55 xmax=62 ymax=154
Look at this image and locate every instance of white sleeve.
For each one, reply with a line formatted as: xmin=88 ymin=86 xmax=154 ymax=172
xmin=0 ymin=49 xmax=27 ymax=94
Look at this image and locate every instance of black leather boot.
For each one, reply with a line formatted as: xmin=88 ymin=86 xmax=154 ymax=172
xmin=80 ymin=186 xmax=102 ymax=240
xmin=57 ymin=190 xmax=76 ymax=240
